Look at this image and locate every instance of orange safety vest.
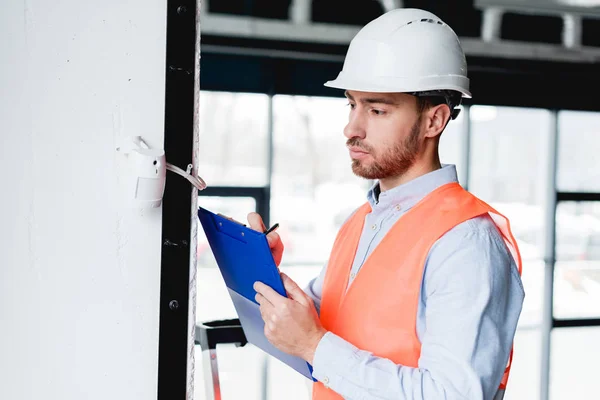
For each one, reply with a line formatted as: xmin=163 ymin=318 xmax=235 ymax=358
xmin=313 ymin=182 xmax=522 ymax=400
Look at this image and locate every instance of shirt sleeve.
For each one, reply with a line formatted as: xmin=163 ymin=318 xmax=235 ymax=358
xmin=311 ymin=216 xmax=525 ymax=400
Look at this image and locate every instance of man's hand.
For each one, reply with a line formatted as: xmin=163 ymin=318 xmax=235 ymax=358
xmin=247 ymin=212 xmax=284 ymax=266
xmin=254 ymin=273 xmax=327 ymax=364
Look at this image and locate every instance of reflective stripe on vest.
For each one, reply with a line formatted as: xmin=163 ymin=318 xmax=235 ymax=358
xmin=313 ymin=182 xmax=522 ymax=400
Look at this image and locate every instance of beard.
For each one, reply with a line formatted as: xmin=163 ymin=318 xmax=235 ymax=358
xmin=348 ymin=117 xmax=422 ymax=180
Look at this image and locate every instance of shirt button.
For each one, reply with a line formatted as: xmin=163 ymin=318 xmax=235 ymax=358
xmin=350 ymin=272 xmax=356 ymax=279
xmin=323 ymin=376 xmax=330 ymax=385
xmin=395 ymin=204 xmax=401 ymax=211
xmin=371 ymin=224 xmax=377 ymax=230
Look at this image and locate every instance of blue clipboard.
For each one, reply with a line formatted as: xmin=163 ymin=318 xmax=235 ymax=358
xmin=198 ymin=206 xmax=316 ymax=381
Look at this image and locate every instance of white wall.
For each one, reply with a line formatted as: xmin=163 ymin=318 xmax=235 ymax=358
xmin=0 ymin=1 xmax=169 ymax=399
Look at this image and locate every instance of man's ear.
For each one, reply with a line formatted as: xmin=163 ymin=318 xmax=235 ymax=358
xmin=423 ymin=104 xmax=451 ymax=139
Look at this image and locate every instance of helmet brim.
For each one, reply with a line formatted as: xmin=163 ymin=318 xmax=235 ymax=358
xmin=324 ymin=77 xmax=472 ymax=99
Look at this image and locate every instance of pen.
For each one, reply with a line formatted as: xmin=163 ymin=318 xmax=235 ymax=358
xmin=264 ymin=223 xmax=279 ymax=235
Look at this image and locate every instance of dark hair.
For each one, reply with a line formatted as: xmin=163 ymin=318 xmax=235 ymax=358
xmin=416 ymin=96 xmax=447 ymax=115
xmin=414 ymin=90 xmax=463 ymax=120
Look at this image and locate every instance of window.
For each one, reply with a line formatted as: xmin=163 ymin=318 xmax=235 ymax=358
xmin=193 ymin=344 xmax=267 ymax=400
xmin=469 ymin=106 xmax=552 ymax=323
xmin=550 ymin=327 xmax=600 ymax=400
xmin=504 ymin=328 xmax=542 ymax=400
xmin=439 ymin=107 xmax=468 ymax=185
xmin=557 ymin=111 xmax=600 ymax=193
xmin=198 ymin=91 xmax=270 ymax=187
xmin=469 ymin=106 xmax=550 ymax=218
xmin=271 ymin=95 xmax=370 ymax=270
xmin=469 ymin=106 xmax=554 ymax=399
xmin=553 ymin=202 xmax=600 ymax=319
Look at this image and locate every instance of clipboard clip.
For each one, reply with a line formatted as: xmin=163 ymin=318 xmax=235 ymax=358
xmin=216 ymin=214 xmax=279 ymax=235
xmin=217 ymin=213 xmax=247 ymax=227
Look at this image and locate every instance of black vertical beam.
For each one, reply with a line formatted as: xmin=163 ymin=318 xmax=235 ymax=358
xmin=158 ymin=0 xmax=197 ymax=399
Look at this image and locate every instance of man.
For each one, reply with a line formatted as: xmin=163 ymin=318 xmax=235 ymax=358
xmin=248 ymin=8 xmax=525 ymax=400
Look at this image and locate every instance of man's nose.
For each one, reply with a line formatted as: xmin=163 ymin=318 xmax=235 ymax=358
xmin=344 ymin=110 xmax=366 ymax=140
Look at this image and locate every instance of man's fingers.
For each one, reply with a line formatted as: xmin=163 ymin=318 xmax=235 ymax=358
xmin=255 ymin=292 xmax=269 ymax=306
xmin=247 ymin=212 xmax=267 ymax=233
xmin=254 ymin=281 xmax=285 ymax=307
xmin=266 ymin=231 xmax=284 ymax=267
xmin=280 ymin=272 xmax=309 ymax=306
xmin=258 ymin=301 xmax=273 ymax=320
xmin=266 ymin=231 xmax=280 ymax=247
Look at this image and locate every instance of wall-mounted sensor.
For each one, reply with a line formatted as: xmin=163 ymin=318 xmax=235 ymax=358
xmin=130 ymin=147 xmax=166 ymax=208
xmin=116 ymin=136 xmax=167 ymax=208
xmin=116 ymin=136 xmax=207 ymax=209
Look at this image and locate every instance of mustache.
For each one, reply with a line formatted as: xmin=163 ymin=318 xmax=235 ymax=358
xmin=346 ymin=138 xmax=373 ymax=152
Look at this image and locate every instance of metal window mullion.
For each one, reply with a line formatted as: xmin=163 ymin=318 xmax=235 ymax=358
xmin=254 ymin=92 xmax=276 ymax=400
xmin=268 ymin=94 xmax=274 ymax=188
xmin=540 ymin=109 xmax=559 ymax=400
xmin=461 ymin=105 xmax=471 ymax=191
xmin=264 ymin=93 xmax=274 ymax=228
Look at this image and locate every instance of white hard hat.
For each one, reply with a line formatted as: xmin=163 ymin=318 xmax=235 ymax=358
xmin=324 ymin=8 xmax=471 ymax=98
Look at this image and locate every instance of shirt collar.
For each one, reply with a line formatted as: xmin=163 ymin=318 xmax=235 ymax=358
xmin=366 ymin=164 xmax=459 ymax=211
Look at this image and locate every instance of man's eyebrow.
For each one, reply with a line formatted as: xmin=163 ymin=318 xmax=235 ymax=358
xmin=344 ymin=91 xmax=398 ymax=106
xmin=361 ymin=97 xmax=398 ymax=106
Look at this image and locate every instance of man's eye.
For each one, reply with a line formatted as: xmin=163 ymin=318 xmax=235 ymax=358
xmin=371 ymin=109 xmax=385 ymax=116
xmin=347 ymin=103 xmax=356 ymax=109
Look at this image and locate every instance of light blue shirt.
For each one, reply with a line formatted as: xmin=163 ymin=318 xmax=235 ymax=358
xmin=305 ymin=164 xmax=525 ymax=400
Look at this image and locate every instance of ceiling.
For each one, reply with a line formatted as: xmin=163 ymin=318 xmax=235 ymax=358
xmin=198 ymin=0 xmax=600 ymax=110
